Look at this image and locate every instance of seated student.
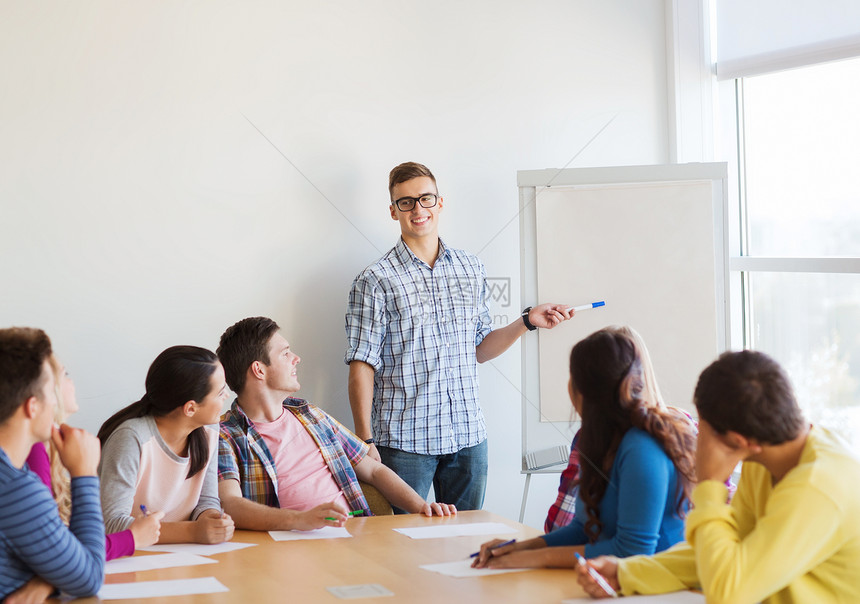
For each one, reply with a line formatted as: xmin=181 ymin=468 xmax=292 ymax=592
xmin=27 ymin=355 xmax=163 ymax=561
xmin=473 ymin=327 xmax=696 ymax=569
xmin=577 ymin=350 xmax=860 ymax=603
xmin=216 ymin=317 xmax=457 ymax=530
xmin=0 ymin=328 xmax=104 ymax=601
xmin=544 ymin=325 xmax=676 ymax=533
xmin=544 ymin=326 xmax=721 ymax=534
xmin=98 ymin=346 xmax=235 ymax=544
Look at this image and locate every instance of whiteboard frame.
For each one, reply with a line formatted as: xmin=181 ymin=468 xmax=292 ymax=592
xmin=517 ymin=163 xmax=730 ymax=473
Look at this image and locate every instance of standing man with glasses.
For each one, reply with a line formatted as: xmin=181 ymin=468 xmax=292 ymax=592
xmin=345 ymin=161 xmax=573 ymax=512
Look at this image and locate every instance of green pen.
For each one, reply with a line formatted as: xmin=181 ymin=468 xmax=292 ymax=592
xmin=325 ymin=510 xmax=364 ymax=521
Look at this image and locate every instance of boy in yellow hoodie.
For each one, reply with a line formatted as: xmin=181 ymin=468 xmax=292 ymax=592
xmin=577 ymin=350 xmax=860 ymax=604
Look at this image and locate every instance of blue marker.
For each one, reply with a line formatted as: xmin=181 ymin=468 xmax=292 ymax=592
xmin=140 ymin=504 xmax=149 ymax=517
xmin=567 ymin=301 xmax=606 ymax=313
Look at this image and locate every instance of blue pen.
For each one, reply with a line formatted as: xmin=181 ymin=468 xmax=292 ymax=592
xmin=574 ymin=552 xmax=618 ymax=598
xmin=567 ymin=301 xmax=606 ymax=313
xmin=140 ymin=504 xmax=149 ymax=517
xmin=469 ymin=538 xmax=516 ymax=558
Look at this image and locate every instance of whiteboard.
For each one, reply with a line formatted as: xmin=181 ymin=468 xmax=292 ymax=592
xmin=518 ymin=164 xmax=729 ymax=469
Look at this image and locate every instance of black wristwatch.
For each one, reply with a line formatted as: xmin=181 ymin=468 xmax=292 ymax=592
xmin=521 ymin=307 xmax=537 ymax=331
xmin=364 ymin=438 xmax=375 ymax=445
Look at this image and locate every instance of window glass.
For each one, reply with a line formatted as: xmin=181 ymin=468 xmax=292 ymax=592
xmin=743 ymin=57 xmax=860 ymax=257
xmin=748 ymin=271 xmax=860 ymax=448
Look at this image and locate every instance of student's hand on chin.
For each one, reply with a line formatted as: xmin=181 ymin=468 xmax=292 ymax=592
xmin=51 ymin=424 xmax=100 ymax=477
xmin=420 ymin=502 xmax=457 ymax=517
xmin=696 ymin=421 xmax=747 ymax=482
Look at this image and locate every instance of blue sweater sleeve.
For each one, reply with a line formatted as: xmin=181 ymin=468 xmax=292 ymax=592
xmin=542 ymin=517 xmax=589 ymax=547
xmin=3 ymin=475 xmax=105 ymax=598
xmin=584 ymin=432 xmax=674 ymax=558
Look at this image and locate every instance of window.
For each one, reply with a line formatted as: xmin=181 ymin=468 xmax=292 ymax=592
xmin=733 ymin=56 xmax=860 ymax=449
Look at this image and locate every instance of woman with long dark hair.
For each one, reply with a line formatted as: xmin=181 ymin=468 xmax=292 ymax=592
xmin=473 ymin=327 xmax=696 ymax=568
xmin=98 ymin=346 xmax=234 ymax=544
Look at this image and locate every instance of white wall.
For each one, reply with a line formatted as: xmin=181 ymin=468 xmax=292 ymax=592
xmin=0 ymin=0 xmax=670 ymax=528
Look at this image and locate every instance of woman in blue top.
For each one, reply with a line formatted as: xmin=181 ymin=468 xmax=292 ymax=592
xmin=473 ymin=327 xmax=696 ymax=569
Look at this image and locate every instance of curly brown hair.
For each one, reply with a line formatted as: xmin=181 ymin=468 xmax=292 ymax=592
xmin=571 ymin=328 xmax=697 ymax=541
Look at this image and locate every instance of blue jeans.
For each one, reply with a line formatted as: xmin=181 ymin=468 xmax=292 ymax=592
xmin=378 ymin=440 xmax=488 ymax=513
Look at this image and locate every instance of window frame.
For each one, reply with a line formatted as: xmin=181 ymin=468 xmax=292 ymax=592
xmin=728 ymin=74 xmax=860 ymax=351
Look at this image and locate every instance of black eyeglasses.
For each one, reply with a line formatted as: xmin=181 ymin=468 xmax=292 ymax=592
xmin=392 ymin=193 xmax=438 ymax=212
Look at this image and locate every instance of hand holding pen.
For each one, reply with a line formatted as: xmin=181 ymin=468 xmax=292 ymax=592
xmin=299 ymin=500 xmax=350 ymax=531
xmin=131 ymin=505 xmax=164 ymax=547
xmin=575 ymin=553 xmax=620 ymax=599
xmin=470 ymin=538 xmax=519 ymax=568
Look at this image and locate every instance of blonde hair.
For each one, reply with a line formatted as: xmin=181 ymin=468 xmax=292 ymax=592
xmin=47 ymin=356 xmax=72 ymax=524
xmin=606 ymin=325 xmax=665 ymax=409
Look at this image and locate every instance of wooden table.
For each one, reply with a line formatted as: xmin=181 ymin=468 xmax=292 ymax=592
xmin=74 ymin=510 xmax=586 ymax=603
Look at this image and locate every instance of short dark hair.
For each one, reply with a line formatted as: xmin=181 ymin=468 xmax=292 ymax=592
xmin=388 ymin=162 xmax=437 ymax=199
xmin=695 ymin=350 xmax=805 ymax=444
xmin=217 ymin=317 xmax=280 ymax=395
xmin=0 ymin=327 xmax=53 ymax=424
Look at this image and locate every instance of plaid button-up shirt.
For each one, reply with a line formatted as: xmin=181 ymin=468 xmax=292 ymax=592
xmin=218 ymin=398 xmax=371 ymax=516
xmin=345 ymin=238 xmax=494 ymax=455
xmin=545 ymin=432 xmax=581 ymax=533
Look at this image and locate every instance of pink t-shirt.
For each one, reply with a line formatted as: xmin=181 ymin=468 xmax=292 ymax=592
xmin=252 ymin=409 xmax=349 ymax=512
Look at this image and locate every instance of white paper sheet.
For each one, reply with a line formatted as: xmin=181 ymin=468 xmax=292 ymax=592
xmin=393 ymin=522 xmax=518 ymax=540
xmin=98 ymin=576 xmax=229 ymax=600
xmin=105 ymin=552 xmax=217 ymax=574
xmin=269 ymin=526 xmax=353 ymax=541
xmin=139 ymin=541 xmax=256 ymax=556
xmin=420 ymin=558 xmax=532 ymax=578
xmin=563 ymin=591 xmax=705 ymax=603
